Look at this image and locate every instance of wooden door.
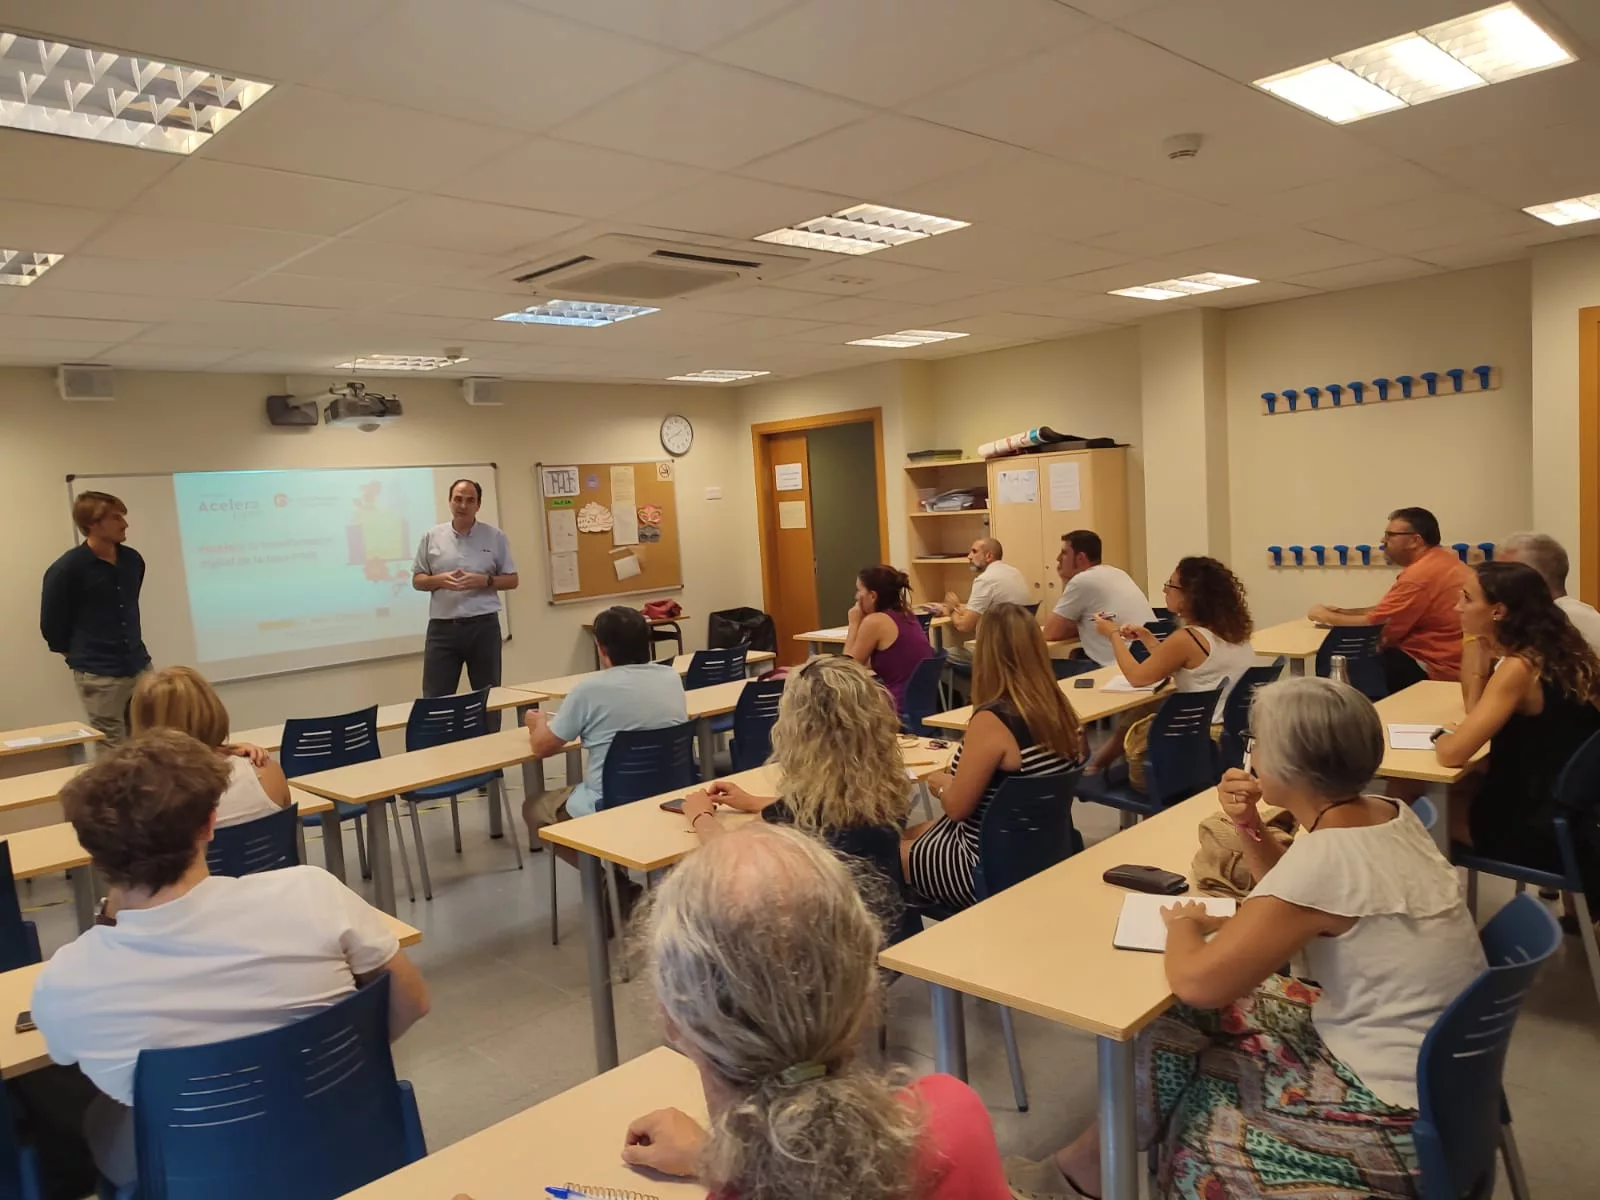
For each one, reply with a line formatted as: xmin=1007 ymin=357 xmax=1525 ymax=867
xmin=988 ymin=459 xmax=1047 ymax=608
xmin=764 ymin=432 xmax=819 ymax=664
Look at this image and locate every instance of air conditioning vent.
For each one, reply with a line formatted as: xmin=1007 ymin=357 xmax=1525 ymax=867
xmin=498 ymin=234 xmax=814 ymax=303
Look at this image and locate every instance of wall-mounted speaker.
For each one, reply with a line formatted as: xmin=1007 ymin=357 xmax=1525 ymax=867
xmin=463 ymin=377 xmax=504 ymax=407
xmin=57 ymin=364 xmax=115 ymax=402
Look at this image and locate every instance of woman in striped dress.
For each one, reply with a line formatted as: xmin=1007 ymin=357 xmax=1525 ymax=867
xmin=902 ymin=603 xmax=1086 ymax=910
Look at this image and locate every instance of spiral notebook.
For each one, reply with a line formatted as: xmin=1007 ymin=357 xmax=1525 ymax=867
xmin=547 ymin=1185 xmax=659 ymax=1200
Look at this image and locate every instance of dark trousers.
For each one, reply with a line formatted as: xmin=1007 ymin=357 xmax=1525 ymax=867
xmin=8 ymin=1065 xmax=125 ymax=1196
xmin=1380 ymin=646 xmax=1428 ymax=694
xmin=421 ymin=614 xmax=503 ymax=699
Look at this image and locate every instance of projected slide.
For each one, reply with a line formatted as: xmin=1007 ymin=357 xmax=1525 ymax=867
xmin=173 ymin=468 xmax=446 ymax=672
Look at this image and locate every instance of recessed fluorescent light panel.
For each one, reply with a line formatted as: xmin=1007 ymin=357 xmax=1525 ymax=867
xmin=0 ymin=30 xmax=272 ymax=153
xmin=0 ymin=249 xmax=63 ymax=286
xmin=667 ymin=370 xmax=770 ymax=383
xmin=847 ymin=329 xmax=969 ymax=349
xmin=335 ymin=355 xmax=467 ymax=372
xmin=1524 ymin=193 xmax=1600 ymax=226
xmin=1109 ymin=273 xmax=1259 ymax=301
xmin=1254 ymin=3 xmax=1573 ymax=123
xmin=495 ymin=299 xmax=659 ymax=327
xmin=757 ymin=204 xmax=970 ymax=257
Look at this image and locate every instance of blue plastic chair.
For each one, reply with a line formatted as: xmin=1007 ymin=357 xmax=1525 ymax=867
xmin=1412 ymin=794 xmax=1439 ymax=833
xmin=1413 ymin=895 xmax=1560 ymax=1200
xmin=1453 ymin=728 xmax=1600 ymax=1009
xmin=1216 ymin=657 xmax=1287 ymax=771
xmin=0 ymin=843 xmax=41 ymax=974
xmin=0 ymin=1081 xmax=42 ymax=1200
xmin=1051 ymin=657 xmax=1098 ymax=680
xmin=902 ymin=650 xmax=949 ymax=737
xmin=403 ymin=690 xmax=523 ymax=902
xmin=1314 ymin=623 xmax=1387 ymax=700
xmin=279 ymin=707 xmax=387 ymax=883
xmin=120 ymin=975 xmax=425 ymax=1200
xmin=683 ymin=646 xmax=748 ymax=691
xmin=205 ymin=806 xmax=300 ymax=877
xmin=1077 ymin=685 xmax=1225 ymax=821
xmin=729 ymin=678 xmax=786 ymax=773
xmin=914 ymin=610 xmax=935 ymax=635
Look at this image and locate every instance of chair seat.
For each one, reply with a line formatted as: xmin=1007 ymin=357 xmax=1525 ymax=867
xmin=406 ymin=768 xmax=504 ymax=802
xmin=709 ymin=713 xmax=735 ymax=735
xmin=303 ymin=800 xmax=368 ymax=826
xmin=947 ymin=660 xmax=972 ymax=677
xmin=1451 ymin=844 xmax=1569 ymax=892
xmin=1075 ymin=767 xmax=1162 ymax=817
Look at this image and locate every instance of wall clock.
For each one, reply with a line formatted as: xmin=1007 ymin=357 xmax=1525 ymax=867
xmin=660 ymin=413 xmax=694 ymax=457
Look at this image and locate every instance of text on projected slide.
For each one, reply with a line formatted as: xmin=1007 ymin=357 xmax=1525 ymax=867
xmin=173 ymin=468 xmax=441 ymax=665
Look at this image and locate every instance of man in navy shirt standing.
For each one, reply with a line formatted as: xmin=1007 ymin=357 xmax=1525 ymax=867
xmin=40 ymin=492 xmax=151 ymax=746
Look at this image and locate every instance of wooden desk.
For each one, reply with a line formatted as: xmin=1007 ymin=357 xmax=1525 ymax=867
xmin=0 ymin=913 xmax=422 ymax=1083
xmin=508 ymin=650 xmax=776 ymax=700
xmin=343 ymin=1047 xmax=707 ymax=1200
xmin=0 ymin=765 xmax=84 ymax=816
xmin=1372 ymin=681 xmax=1483 ymax=852
xmin=923 ymin=665 xmax=1165 ymax=732
xmin=0 ymin=722 xmax=101 ymax=770
xmin=795 ymin=616 xmax=954 ymax=656
xmin=880 ymin=789 xmax=1217 ymax=1200
xmin=227 ymin=687 xmax=547 ymax=753
xmin=543 ymin=740 xmax=954 ymax=1073
xmin=1250 ymin=618 xmax=1326 ymax=675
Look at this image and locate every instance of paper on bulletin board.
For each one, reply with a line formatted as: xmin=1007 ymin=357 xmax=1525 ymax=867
xmin=778 ymin=500 xmax=808 ymax=529
xmin=997 ymin=467 xmax=1038 ymax=505
xmin=549 ymin=551 xmax=580 ymax=594
xmin=613 ymin=553 xmax=642 ymax=581
xmin=774 ymin=462 xmax=803 ymax=492
xmin=540 ymin=465 xmax=580 ymax=499
xmin=1048 ymin=461 xmax=1081 ymax=511
xmin=612 ymin=504 xmax=640 ymax=546
xmin=546 ymin=508 xmax=578 ymax=554
xmin=610 ymin=464 xmax=636 ymax=506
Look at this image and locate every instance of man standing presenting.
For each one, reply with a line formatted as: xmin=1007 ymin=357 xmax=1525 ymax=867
xmin=1041 ymin=529 xmax=1155 ymax=667
xmin=412 ymin=479 xmax=519 ymax=697
xmin=41 ymin=492 xmax=151 ymax=746
xmin=933 ymin=537 xmax=1033 ymax=665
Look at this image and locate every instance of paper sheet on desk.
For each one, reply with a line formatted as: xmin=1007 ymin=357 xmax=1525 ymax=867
xmin=1387 ymin=723 xmax=1440 ymax=750
xmin=1100 ymin=674 xmax=1158 ymax=693
xmin=1 ymin=738 xmax=43 ymax=749
xmin=1113 ymin=894 xmax=1236 ymax=952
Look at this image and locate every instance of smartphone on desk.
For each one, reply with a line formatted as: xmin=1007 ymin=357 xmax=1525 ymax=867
xmin=1073 ymin=677 xmax=1096 ymax=689
xmin=659 ymin=798 xmax=687 ymax=814
xmin=14 ymin=1011 xmax=34 ymax=1034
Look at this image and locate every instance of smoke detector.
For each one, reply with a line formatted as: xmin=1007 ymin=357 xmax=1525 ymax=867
xmin=1163 ymin=133 xmax=1203 ymax=160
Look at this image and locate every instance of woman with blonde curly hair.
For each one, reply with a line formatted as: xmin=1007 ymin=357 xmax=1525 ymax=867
xmin=621 ymin=822 xmax=1009 ymax=1199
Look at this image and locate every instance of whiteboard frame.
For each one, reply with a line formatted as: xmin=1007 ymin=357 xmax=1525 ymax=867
xmin=535 ymin=460 xmax=685 ymax=606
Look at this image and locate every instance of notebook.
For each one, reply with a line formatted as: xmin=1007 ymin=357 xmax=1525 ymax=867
xmin=1101 ymin=674 xmax=1159 ymax=693
xmin=1112 ymin=893 xmax=1237 ymax=953
xmin=1387 ymin=723 xmax=1440 ymax=751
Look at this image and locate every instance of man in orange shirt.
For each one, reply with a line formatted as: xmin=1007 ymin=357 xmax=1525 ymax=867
xmin=1308 ymin=507 xmax=1471 ymax=692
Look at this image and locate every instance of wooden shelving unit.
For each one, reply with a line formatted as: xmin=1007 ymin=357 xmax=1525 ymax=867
xmin=904 ymin=459 xmax=988 ymax=604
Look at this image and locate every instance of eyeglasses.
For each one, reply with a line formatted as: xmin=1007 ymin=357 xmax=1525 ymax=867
xmin=1379 ymin=528 xmax=1418 ymax=543
xmin=1162 ymin=580 xmax=1181 ymax=591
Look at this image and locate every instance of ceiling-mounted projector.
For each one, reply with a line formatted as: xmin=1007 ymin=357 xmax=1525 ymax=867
xmin=324 ymin=382 xmax=402 ymax=432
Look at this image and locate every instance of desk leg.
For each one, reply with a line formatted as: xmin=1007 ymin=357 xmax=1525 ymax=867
xmin=487 ymin=780 xmax=504 ymax=839
xmin=1288 ymin=657 xmax=1307 ymax=677
xmin=1097 ymin=1037 xmax=1138 ymax=1200
xmin=69 ymin=866 xmax=96 ymax=933
xmin=929 ymin=985 xmax=968 ymax=1081
xmin=565 ymin=746 xmax=583 ymax=789
xmin=806 ymin=640 xmax=820 ymax=657
xmin=1426 ymin=781 xmax=1451 ymax=856
xmin=696 ymin=717 xmax=715 ymax=781
xmin=69 ymin=742 xmax=88 ymax=766
xmin=580 ymin=852 xmax=619 ymax=1072
xmin=369 ymin=802 xmax=397 ymax=914
xmin=320 ymin=812 xmax=347 ymax=883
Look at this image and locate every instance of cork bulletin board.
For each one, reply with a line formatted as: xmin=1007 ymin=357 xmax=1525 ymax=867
xmin=536 ymin=461 xmax=684 ymax=603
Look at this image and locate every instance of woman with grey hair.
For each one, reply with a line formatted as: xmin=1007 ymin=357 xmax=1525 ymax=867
xmin=621 ymin=822 xmax=1009 ymax=1200
xmin=1009 ymin=677 xmax=1485 ymax=1200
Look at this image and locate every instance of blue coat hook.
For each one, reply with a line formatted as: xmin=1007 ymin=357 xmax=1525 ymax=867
xmin=1451 ymin=542 xmax=1470 ymax=563
xmin=1288 ymin=544 xmax=1305 ymax=566
xmin=1309 ymin=544 xmax=1326 ymax=565
xmin=1268 ymin=545 xmax=1283 ymax=566
xmin=1446 ymin=368 xmax=1466 ymax=393
xmin=1261 ymin=391 xmax=1277 ymax=414
xmin=1305 ymin=386 xmax=1322 ymax=409
xmin=1354 ymin=544 xmax=1373 ymax=565
xmin=1373 ymin=377 xmax=1391 ymax=401
xmin=1396 ymin=374 xmax=1415 ymax=399
xmin=1349 ymin=381 xmax=1366 ymax=404
xmin=1332 ymin=544 xmax=1350 ymax=565
xmin=1283 ymin=388 xmax=1299 ymax=412
xmin=1420 ymin=371 xmax=1439 ymax=395
xmin=1473 ymin=365 xmax=1492 ymax=390
xmin=1477 ymin=541 xmax=1495 ymax=562
xmin=1327 ymin=384 xmax=1344 ymax=407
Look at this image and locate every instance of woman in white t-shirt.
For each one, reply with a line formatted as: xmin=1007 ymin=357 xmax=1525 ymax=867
xmin=129 ymin=666 xmax=289 ymax=827
xmin=1085 ymin=555 xmax=1258 ymax=788
xmin=1007 ymin=678 xmax=1486 ymax=1200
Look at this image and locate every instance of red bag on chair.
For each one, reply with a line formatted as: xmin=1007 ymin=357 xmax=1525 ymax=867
xmin=641 ymin=599 xmax=683 ymax=621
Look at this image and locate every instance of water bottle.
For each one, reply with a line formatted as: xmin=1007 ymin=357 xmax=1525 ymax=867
xmin=1329 ymin=654 xmax=1350 ymax=686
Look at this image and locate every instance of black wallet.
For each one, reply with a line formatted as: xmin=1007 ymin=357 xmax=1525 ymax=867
xmin=1103 ymin=864 xmax=1189 ymax=895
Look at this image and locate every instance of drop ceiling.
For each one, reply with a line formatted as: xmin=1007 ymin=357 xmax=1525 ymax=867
xmin=0 ymin=0 xmax=1598 ymax=385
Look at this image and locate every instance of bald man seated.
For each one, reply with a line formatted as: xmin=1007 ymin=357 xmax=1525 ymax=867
xmin=932 ymin=538 xmax=1033 ymax=665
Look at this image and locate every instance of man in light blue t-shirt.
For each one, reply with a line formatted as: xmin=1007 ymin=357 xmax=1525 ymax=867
xmin=523 ymin=606 xmax=687 ymax=852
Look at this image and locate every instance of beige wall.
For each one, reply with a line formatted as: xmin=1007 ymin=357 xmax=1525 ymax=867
xmin=1223 ymin=261 xmax=1534 ymax=627
xmin=1 ymin=368 xmax=745 ymax=732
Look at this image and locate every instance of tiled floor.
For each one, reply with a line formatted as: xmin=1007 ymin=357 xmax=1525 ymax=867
xmin=26 ymin=777 xmax=1600 ymax=1196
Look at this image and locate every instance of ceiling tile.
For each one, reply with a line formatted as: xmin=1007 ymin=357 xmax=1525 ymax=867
xmin=1234 ymin=163 xmax=1451 ymax=225
xmin=551 ymin=60 xmax=865 ymax=171
xmin=349 ymin=197 xmax=584 ymax=256
xmin=99 ymin=344 xmax=257 ymax=369
xmin=691 ymin=287 xmax=836 ymax=317
xmin=887 ymin=224 xmax=1129 ymax=283
xmin=1169 ymin=228 xmax=1385 ymax=279
xmin=317 ymin=0 xmax=680 ymax=134
xmin=77 ymin=216 xmax=324 ymax=270
xmin=1412 ymin=236 xmax=1548 ymax=270
xmin=1285 ymin=258 xmax=1441 ymax=291
xmin=614 ymin=177 xmax=854 ymax=241
xmin=0 ymin=289 xmax=187 ymax=323
xmin=509 ymin=0 xmax=798 ymax=51
xmin=776 ymin=258 xmax=942 ymax=297
xmin=206 ymin=86 xmax=524 ymax=191
xmin=375 ymin=289 xmax=536 ymax=321
xmin=41 ymin=257 xmax=264 ymax=299
xmin=438 ymin=138 xmax=712 ymax=219
xmin=1084 ymin=203 xmax=1267 ymax=259
xmin=0 ymin=130 xmax=179 ymax=208
xmin=1414 ymin=120 xmax=1600 ymax=210
xmin=0 ymin=200 xmax=114 ymax=254
xmin=738 ymin=114 xmax=1007 ymax=199
xmin=126 ymin=161 xmax=407 ymax=236
xmin=279 ymin=240 xmax=508 ymax=287
xmin=223 ymin=274 xmax=411 ymax=310
xmin=780 ymin=295 xmax=922 ymax=324
xmin=0 ymin=315 xmax=148 ymax=343
xmin=863 ymin=272 xmax=1009 ymax=306
xmin=709 ymin=0 xmax=1089 ymax=106
xmin=0 ymin=338 xmax=121 ymax=362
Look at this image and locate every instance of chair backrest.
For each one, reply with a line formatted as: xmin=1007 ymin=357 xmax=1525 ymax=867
xmin=1217 ymin=658 xmax=1287 ymax=770
xmin=1553 ymin=729 xmax=1600 ymax=891
xmin=1143 ymin=684 xmax=1226 ymax=808
xmin=1144 ymin=618 xmax=1175 ymax=639
xmin=279 ymin=707 xmax=382 ymax=779
xmin=900 ymin=649 xmax=948 ymax=735
xmin=205 ymin=805 xmax=301 ymax=878
xmin=405 ymin=688 xmax=492 ymax=752
xmin=914 ymin=610 xmax=934 ymax=634
xmin=1314 ymin=624 xmax=1388 ymax=700
xmin=1413 ymin=896 xmax=1561 ymax=1200
xmin=683 ymin=646 xmax=748 ymax=690
xmin=131 ymin=976 xmax=426 ymax=1200
xmin=1022 ymin=603 xmax=1040 ymax=615
xmin=599 ymin=721 xmax=700 ymax=810
xmin=973 ymin=771 xmax=1083 ymax=902
xmin=0 ymin=843 xmax=40 ymax=975
xmin=731 ymin=679 xmax=787 ymax=772
xmin=1411 ymin=795 xmax=1439 ymax=833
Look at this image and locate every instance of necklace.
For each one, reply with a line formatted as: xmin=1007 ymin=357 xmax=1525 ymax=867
xmin=1309 ymin=795 xmax=1364 ymax=832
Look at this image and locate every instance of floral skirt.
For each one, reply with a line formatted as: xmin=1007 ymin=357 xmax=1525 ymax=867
xmin=1138 ymin=975 xmax=1421 ymax=1200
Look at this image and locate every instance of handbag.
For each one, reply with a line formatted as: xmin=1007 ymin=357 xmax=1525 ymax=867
xmin=640 ymin=599 xmax=683 ymax=621
xmin=1192 ymin=805 xmax=1298 ymax=898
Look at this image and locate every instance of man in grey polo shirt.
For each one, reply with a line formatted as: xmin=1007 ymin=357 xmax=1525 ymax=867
xmin=411 ymin=479 xmax=519 ymax=697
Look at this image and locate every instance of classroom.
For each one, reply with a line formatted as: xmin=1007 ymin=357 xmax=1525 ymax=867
xmin=3 ymin=1 xmax=1600 ymax=1197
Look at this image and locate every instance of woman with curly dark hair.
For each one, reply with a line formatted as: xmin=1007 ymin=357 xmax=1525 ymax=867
xmin=843 ymin=563 xmax=932 ymax=712
xmin=1435 ymin=561 xmax=1600 ymax=896
xmin=1086 ymin=556 xmax=1256 ymax=786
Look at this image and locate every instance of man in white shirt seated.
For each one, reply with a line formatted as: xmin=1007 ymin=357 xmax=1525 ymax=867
xmin=1497 ymin=531 xmax=1600 ymax=654
xmin=932 ymin=537 xmax=1034 ymax=665
xmin=31 ymin=729 xmax=431 ymax=1188
xmin=1041 ymin=528 xmax=1156 ymax=667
